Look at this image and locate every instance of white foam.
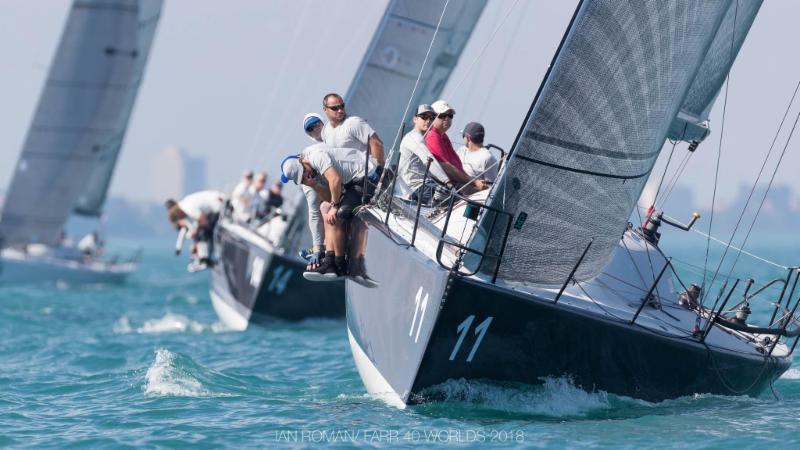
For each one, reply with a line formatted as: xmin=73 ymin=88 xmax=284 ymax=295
xmin=780 ymin=368 xmax=800 ymax=380
xmin=143 ymin=348 xmax=209 ymax=397
xmin=113 ymin=316 xmax=133 ymax=334
xmin=137 ymin=313 xmax=204 ymax=334
xmin=428 ymin=377 xmax=610 ymax=417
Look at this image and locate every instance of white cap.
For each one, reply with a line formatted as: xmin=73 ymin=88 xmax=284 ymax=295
xmin=431 ymin=100 xmax=454 ymax=114
xmin=416 ymin=104 xmax=434 ymax=115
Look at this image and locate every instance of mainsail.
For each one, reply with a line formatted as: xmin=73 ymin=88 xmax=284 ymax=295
xmin=668 ymin=0 xmax=762 ymax=143
xmin=344 ymin=0 xmax=488 ymax=149
xmin=477 ymin=0 xmax=731 ymax=285
xmin=0 ymin=0 xmax=162 ymax=246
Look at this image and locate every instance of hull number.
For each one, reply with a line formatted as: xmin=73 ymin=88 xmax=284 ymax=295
xmin=409 ymin=286 xmax=429 ymax=343
xmin=266 ymin=264 xmax=293 ymax=295
xmin=449 ymin=315 xmax=493 ymax=363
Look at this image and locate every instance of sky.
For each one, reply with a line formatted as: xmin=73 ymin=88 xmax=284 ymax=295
xmin=0 ymin=0 xmax=798 ymax=211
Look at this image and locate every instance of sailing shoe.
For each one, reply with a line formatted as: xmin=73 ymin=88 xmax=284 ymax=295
xmin=187 ymin=259 xmax=208 ymax=273
xmin=303 ymin=256 xmax=343 ymax=282
xmin=348 ymin=257 xmax=379 ymax=289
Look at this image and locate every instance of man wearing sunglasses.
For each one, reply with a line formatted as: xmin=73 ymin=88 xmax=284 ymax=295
xmin=397 ymin=104 xmax=449 ymax=203
xmin=425 ymin=100 xmax=488 ymax=192
xmin=321 ymin=93 xmax=385 ymax=168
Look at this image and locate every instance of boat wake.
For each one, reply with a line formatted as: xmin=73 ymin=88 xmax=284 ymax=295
xmin=418 ymin=377 xmax=610 ymax=417
xmin=780 ymin=368 xmax=800 ymax=380
xmin=113 ymin=313 xmax=232 ymax=334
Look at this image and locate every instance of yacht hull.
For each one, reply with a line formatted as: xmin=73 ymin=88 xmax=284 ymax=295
xmin=346 ymin=215 xmax=791 ymax=406
xmin=209 ymin=221 xmax=344 ymax=330
xmin=0 ymin=253 xmax=134 ymax=285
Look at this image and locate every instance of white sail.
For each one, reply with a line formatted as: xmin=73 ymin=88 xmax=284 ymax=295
xmin=344 ymin=0 xmax=488 ymax=149
xmin=0 ymin=0 xmax=162 ymax=246
xmin=475 ymin=0 xmax=731 ymax=285
xmin=74 ymin=0 xmax=163 ymax=216
xmin=668 ymin=0 xmax=762 ymax=143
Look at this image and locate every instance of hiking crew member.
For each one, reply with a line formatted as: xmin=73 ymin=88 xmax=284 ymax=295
xmin=165 ymin=190 xmax=226 ymax=268
xmin=425 ymin=100 xmax=488 ymax=191
xmin=321 ymin=93 xmax=385 ymax=168
xmin=398 ymin=104 xmax=449 ymax=203
xmin=457 ymin=122 xmax=498 ymax=182
xmin=280 ymin=144 xmax=377 ymax=280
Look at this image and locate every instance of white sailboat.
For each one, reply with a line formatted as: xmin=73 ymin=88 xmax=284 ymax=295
xmin=0 ymin=0 xmax=162 ymax=285
xmin=208 ymin=0 xmax=489 ymax=329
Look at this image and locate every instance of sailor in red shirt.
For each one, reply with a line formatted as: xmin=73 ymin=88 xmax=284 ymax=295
xmin=425 ymin=100 xmax=487 ymax=192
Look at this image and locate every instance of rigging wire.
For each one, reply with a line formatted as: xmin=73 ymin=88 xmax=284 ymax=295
xmin=652 ymin=139 xmax=678 ymax=208
xmin=385 ymin=0 xmax=452 ymax=164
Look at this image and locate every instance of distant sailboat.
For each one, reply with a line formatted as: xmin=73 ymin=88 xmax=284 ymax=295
xmin=0 ymin=0 xmax=162 ymax=285
xmin=346 ymin=0 xmax=798 ymax=407
xmin=208 ymin=0 xmax=488 ymax=330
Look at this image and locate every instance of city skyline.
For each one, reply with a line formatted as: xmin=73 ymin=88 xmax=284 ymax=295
xmin=0 ymin=1 xmax=798 ymax=205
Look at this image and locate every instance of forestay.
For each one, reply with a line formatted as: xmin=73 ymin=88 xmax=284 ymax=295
xmin=475 ymin=0 xmax=731 ymax=285
xmin=668 ymin=0 xmax=762 ymax=143
xmin=0 ymin=0 xmax=162 ymax=246
xmin=344 ymin=0 xmax=487 ymax=151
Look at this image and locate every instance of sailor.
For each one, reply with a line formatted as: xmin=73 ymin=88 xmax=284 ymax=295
xmin=304 ymin=112 xmax=324 ymax=142
xmin=165 ymin=190 xmax=226 ymax=270
xmin=321 ymin=93 xmax=385 ymax=168
xmin=280 ymin=143 xmax=377 ymax=280
xmin=77 ymin=231 xmax=103 ymax=259
xmin=457 ymin=122 xmax=498 ymax=182
xmin=231 ymin=170 xmax=253 ymax=223
xmin=425 ymin=100 xmax=487 ymax=191
xmin=265 ymin=181 xmax=284 ymax=212
xmin=398 ymin=104 xmax=450 ymax=204
xmin=248 ymin=172 xmax=269 ymax=222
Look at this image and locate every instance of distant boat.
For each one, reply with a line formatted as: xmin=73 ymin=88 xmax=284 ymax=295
xmin=346 ymin=0 xmax=798 ymax=407
xmin=0 ymin=0 xmax=162 ymax=285
xmin=208 ymin=0 xmax=488 ymax=330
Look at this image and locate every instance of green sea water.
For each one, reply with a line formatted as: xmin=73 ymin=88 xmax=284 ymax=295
xmin=1 ymin=233 xmax=799 ymax=448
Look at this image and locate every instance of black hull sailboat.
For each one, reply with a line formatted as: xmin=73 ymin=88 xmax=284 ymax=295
xmin=344 ymin=0 xmax=798 ymax=407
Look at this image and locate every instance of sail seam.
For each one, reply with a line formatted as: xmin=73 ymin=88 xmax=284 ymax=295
xmin=526 ymin=132 xmax=659 ymax=160
xmin=513 ymin=154 xmax=649 ymax=180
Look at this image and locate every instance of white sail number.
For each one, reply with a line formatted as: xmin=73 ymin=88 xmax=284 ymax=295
xmin=409 ymin=286 xmax=429 ymax=343
xmin=449 ymin=315 xmax=493 ymax=363
xmin=249 ymin=256 xmax=265 ymax=288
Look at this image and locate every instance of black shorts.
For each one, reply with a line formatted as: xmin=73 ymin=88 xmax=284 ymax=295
xmin=336 ymin=178 xmax=375 ymax=221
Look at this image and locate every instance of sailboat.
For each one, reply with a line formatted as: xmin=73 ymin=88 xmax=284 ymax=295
xmin=208 ymin=0 xmax=488 ymax=330
xmin=0 ymin=0 xmax=162 ymax=285
xmin=345 ymin=0 xmax=798 ymax=407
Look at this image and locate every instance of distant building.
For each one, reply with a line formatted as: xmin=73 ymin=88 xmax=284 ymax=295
xmin=151 ymin=146 xmax=207 ymax=201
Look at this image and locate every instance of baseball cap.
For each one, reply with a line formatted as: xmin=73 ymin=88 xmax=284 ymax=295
xmin=242 ymin=170 xmax=253 ymax=178
xmin=431 ymin=100 xmax=454 ymax=115
xmin=280 ymin=156 xmax=303 ymax=185
xmin=461 ymin=122 xmax=485 ymax=141
xmin=303 ymin=113 xmax=323 ymax=132
xmin=416 ymin=104 xmax=434 ymax=116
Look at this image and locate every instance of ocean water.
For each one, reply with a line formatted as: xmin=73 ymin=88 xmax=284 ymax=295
xmin=2 ymin=234 xmax=800 ymax=449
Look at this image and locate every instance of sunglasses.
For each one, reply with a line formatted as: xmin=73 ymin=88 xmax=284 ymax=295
xmin=416 ymin=114 xmax=435 ymax=121
xmin=305 ymin=121 xmax=321 ymax=133
xmin=326 ymin=103 xmax=345 ymax=112
xmin=437 ymin=113 xmax=455 ymax=119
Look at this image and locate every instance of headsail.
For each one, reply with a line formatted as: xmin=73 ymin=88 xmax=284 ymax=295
xmin=476 ymin=0 xmax=730 ymax=285
xmin=668 ymin=0 xmax=762 ymax=143
xmin=73 ymin=0 xmax=163 ymax=216
xmin=344 ymin=0 xmax=488 ymax=149
xmin=0 ymin=0 xmax=162 ymax=246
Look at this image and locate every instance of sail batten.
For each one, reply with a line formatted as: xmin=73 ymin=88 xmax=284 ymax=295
xmin=475 ymin=0 xmax=732 ymax=285
xmin=0 ymin=0 xmax=162 ymax=245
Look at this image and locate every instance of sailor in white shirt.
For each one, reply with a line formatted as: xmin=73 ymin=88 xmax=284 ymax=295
xmin=321 ymin=93 xmax=385 ymax=167
xmin=230 ymin=171 xmax=253 ymax=223
xmin=280 ymin=143 xmax=377 ymax=281
xmin=397 ymin=104 xmax=450 ymax=203
xmin=247 ymin=172 xmax=269 ymax=222
xmin=165 ymin=190 xmax=226 ymax=269
xmin=457 ymin=121 xmax=498 ymax=182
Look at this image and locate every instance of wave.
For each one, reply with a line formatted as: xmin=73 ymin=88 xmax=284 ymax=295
xmin=144 ymin=348 xmax=210 ymax=397
xmin=137 ymin=313 xmax=204 ymax=334
xmin=418 ymin=377 xmax=610 ymax=417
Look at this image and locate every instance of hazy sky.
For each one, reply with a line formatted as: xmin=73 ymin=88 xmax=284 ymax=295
xmin=1 ymin=0 xmax=798 ymax=211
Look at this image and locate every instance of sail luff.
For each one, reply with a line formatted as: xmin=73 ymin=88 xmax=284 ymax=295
xmin=474 ymin=0 xmax=732 ymax=285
